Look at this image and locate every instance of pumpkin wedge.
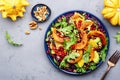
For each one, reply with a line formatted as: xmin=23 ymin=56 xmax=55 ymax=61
xmin=68 ymin=50 xmax=83 ymax=64
xmin=88 ymin=31 xmax=106 ymax=47
xmin=80 ymin=20 xmax=94 ymax=30
xmin=51 ymin=28 xmax=70 ymax=43
xmin=51 ymin=28 xmax=64 ymax=43
xmin=73 ymin=30 xmax=88 ymax=49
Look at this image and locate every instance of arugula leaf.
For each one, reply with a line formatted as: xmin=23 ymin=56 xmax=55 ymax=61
xmin=59 ymin=56 xmax=68 ymax=68
xmin=62 ymin=17 xmax=67 ymax=22
xmin=54 ymin=22 xmax=61 ymax=27
xmin=83 ymin=45 xmax=91 ymax=63
xmin=114 ymin=35 xmax=120 ymax=43
xmin=83 ymin=53 xmax=89 ymax=63
xmin=5 ymin=31 xmax=22 ymax=46
xmin=73 ymin=29 xmax=78 ymax=34
xmin=66 ymin=51 xmax=80 ymax=62
xmin=59 ymin=25 xmax=74 ymax=35
xmin=75 ymin=64 xmax=86 ymax=73
xmin=100 ymin=38 xmax=108 ymax=61
xmin=54 ymin=17 xmax=68 ymax=27
xmin=64 ymin=32 xmax=77 ymax=50
xmin=59 ymin=51 xmax=80 ymax=68
xmin=53 ymin=58 xmax=59 ymax=65
xmin=101 ymin=45 xmax=107 ymax=61
xmin=114 ymin=31 xmax=120 ymax=43
xmin=46 ymin=31 xmax=51 ymax=41
xmin=61 ymin=22 xmax=68 ymax=27
xmin=89 ymin=62 xmax=96 ymax=70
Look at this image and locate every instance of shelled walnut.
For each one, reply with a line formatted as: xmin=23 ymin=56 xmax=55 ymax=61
xmin=29 ymin=21 xmax=38 ymax=30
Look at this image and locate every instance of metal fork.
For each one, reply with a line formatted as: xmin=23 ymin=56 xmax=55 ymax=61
xmin=101 ymin=50 xmax=120 ymax=80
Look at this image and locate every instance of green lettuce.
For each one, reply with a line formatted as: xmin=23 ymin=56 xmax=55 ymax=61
xmin=64 ymin=32 xmax=77 ymax=50
xmin=59 ymin=51 xmax=80 ymax=68
xmin=100 ymin=38 xmax=108 ymax=61
xmin=83 ymin=45 xmax=91 ymax=63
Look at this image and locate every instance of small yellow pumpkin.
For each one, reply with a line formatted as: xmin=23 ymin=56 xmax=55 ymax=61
xmin=102 ymin=0 xmax=120 ymax=26
xmin=0 ymin=0 xmax=29 ymax=21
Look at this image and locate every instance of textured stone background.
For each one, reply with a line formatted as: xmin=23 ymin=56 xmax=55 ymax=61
xmin=0 ymin=0 xmax=120 ymax=80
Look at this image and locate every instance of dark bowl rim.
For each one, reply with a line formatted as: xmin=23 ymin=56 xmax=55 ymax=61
xmin=31 ymin=3 xmax=51 ymax=23
xmin=44 ymin=10 xmax=110 ymax=75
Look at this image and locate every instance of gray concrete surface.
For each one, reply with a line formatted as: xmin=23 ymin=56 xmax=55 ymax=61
xmin=0 ymin=0 xmax=120 ymax=80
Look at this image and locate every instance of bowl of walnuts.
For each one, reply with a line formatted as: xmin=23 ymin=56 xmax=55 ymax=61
xmin=31 ymin=4 xmax=51 ymax=23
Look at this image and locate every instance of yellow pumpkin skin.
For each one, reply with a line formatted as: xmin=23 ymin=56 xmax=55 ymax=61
xmin=0 ymin=0 xmax=29 ymax=21
xmin=102 ymin=0 xmax=120 ymax=26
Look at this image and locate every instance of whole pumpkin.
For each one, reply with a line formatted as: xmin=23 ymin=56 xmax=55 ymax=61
xmin=0 ymin=0 xmax=29 ymax=21
xmin=102 ymin=0 xmax=120 ymax=26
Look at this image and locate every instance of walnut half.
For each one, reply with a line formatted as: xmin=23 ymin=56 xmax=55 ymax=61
xmin=29 ymin=21 xmax=38 ymax=30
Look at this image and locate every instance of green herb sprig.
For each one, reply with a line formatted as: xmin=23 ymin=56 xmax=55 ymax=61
xmin=5 ymin=31 xmax=22 ymax=46
xmin=114 ymin=31 xmax=120 ymax=43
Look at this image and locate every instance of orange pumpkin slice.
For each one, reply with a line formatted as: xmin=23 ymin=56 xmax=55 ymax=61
xmin=88 ymin=31 xmax=106 ymax=46
xmin=51 ymin=28 xmax=69 ymax=43
xmin=70 ymin=12 xmax=85 ymax=23
xmin=80 ymin=20 xmax=94 ymax=30
xmin=51 ymin=28 xmax=64 ymax=43
xmin=68 ymin=50 xmax=83 ymax=64
xmin=74 ymin=30 xmax=88 ymax=49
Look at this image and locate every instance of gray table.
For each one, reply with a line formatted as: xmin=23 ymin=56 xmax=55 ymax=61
xmin=0 ymin=0 xmax=120 ymax=80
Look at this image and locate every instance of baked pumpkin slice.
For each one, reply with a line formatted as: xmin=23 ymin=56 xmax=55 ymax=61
xmin=80 ymin=20 xmax=94 ymax=30
xmin=51 ymin=28 xmax=69 ymax=43
xmin=68 ymin=50 xmax=83 ymax=64
xmin=73 ymin=30 xmax=88 ymax=50
xmin=88 ymin=31 xmax=106 ymax=47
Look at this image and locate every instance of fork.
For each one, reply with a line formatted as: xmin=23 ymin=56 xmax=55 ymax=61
xmin=101 ymin=50 xmax=120 ymax=80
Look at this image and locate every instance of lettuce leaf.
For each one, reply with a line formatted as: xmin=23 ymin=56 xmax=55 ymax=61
xmin=59 ymin=25 xmax=74 ymax=35
xmin=100 ymin=38 xmax=108 ymax=61
xmin=59 ymin=51 xmax=80 ymax=68
xmin=64 ymin=32 xmax=77 ymax=50
xmin=54 ymin=17 xmax=68 ymax=27
xmin=100 ymin=44 xmax=107 ymax=61
xmin=83 ymin=45 xmax=91 ymax=63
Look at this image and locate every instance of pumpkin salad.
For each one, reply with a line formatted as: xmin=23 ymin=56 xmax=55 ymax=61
xmin=45 ymin=12 xmax=108 ymax=73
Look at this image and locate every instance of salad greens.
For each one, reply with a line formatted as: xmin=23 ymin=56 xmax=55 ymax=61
xmin=64 ymin=32 xmax=77 ymax=50
xmin=59 ymin=24 xmax=74 ymax=35
xmin=83 ymin=45 xmax=91 ymax=63
xmin=100 ymin=38 xmax=108 ymax=61
xmin=75 ymin=64 xmax=86 ymax=73
xmin=59 ymin=51 xmax=80 ymax=68
xmin=5 ymin=31 xmax=22 ymax=46
xmin=54 ymin=17 xmax=68 ymax=27
xmin=89 ymin=62 xmax=97 ymax=70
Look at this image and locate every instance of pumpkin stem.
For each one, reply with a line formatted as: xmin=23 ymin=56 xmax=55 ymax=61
xmin=13 ymin=6 xmax=16 ymax=9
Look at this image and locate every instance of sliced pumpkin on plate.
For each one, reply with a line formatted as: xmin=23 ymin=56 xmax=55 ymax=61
xmin=88 ymin=31 xmax=106 ymax=47
xmin=68 ymin=50 xmax=83 ymax=64
xmin=73 ymin=30 xmax=88 ymax=50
